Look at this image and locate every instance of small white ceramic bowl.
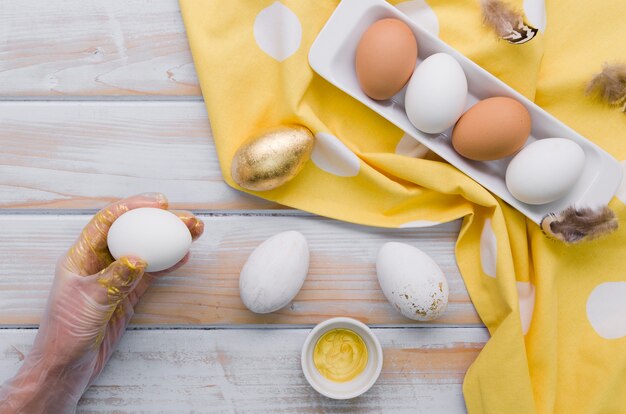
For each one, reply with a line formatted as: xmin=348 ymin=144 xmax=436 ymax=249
xmin=301 ymin=317 xmax=383 ymax=399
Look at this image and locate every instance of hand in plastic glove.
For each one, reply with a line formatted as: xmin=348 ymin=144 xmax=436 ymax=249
xmin=0 ymin=193 xmax=204 ymax=414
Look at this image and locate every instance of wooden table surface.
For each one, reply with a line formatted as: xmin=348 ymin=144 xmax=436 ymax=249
xmin=0 ymin=1 xmax=487 ymax=412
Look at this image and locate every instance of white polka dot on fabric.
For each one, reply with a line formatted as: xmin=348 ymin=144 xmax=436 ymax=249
xmin=399 ymin=220 xmax=440 ymax=228
xmin=480 ymin=218 xmax=497 ymax=278
xmin=253 ymin=2 xmax=302 ymax=62
xmin=586 ymin=281 xmax=626 ymax=339
xmin=616 ymin=160 xmax=626 ymax=204
xmin=395 ymin=133 xmax=429 ymax=158
xmin=311 ymin=132 xmax=361 ymax=177
xmin=523 ymin=0 xmax=546 ymax=32
xmin=516 ymin=281 xmax=535 ymax=335
xmin=395 ymin=0 xmax=440 ymax=37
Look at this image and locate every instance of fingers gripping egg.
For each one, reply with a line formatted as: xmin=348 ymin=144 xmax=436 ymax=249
xmin=107 ymin=208 xmax=192 ymax=272
xmin=355 ymin=18 xmax=418 ymax=100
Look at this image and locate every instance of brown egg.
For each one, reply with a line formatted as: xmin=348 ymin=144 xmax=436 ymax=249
xmin=452 ymin=97 xmax=531 ymax=161
xmin=355 ymin=18 xmax=418 ymax=100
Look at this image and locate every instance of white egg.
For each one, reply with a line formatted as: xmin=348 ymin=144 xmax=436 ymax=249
xmin=239 ymin=231 xmax=309 ymax=314
xmin=376 ymin=242 xmax=448 ymax=321
xmin=506 ymin=138 xmax=585 ymax=205
xmin=404 ymin=53 xmax=468 ymax=134
xmin=107 ymin=208 xmax=192 ymax=272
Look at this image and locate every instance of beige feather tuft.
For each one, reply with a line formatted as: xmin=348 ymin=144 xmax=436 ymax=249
xmin=586 ymin=62 xmax=626 ymax=112
xmin=481 ymin=0 xmax=524 ymax=38
xmin=541 ymin=206 xmax=618 ymax=244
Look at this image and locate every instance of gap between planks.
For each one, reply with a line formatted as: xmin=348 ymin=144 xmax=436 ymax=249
xmin=0 ymin=324 xmax=479 ymax=330
xmin=0 ymin=209 xmax=303 ymax=217
xmin=0 ymin=96 xmax=203 ymax=101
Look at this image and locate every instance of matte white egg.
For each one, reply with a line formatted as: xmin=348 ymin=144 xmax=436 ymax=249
xmin=107 ymin=208 xmax=192 ymax=272
xmin=506 ymin=138 xmax=585 ymax=205
xmin=376 ymin=242 xmax=448 ymax=321
xmin=239 ymin=231 xmax=309 ymax=314
xmin=404 ymin=53 xmax=468 ymax=134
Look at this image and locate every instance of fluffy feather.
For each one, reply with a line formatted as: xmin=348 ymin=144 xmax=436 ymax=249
xmin=481 ymin=0 xmax=523 ymax=38
xmin=541 ymin=206 xmax=618 ymax=244
xmin=586 ymin=62 xmax=626 ymax=112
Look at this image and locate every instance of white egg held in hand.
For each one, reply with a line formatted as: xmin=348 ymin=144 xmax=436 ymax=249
xmin=506 ymin=138 xmax=585 ymax=205
xmin=239 ymin=231 xmax=309 ymax=314
xmin=107 ymin=208 xmax=192 ymax=272
xmin=404 ymin=53 xmax=468 ymax=134
xmin=376 ymin=242 xmax=448 ymax=321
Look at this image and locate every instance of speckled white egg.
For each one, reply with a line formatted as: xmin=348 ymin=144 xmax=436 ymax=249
xmin=376 ymin=242 xmax=448 ymax=321
xmin=506 ymin=138 xmax=585 ymax=205
xmin=107 ymin=208 xmax=192 ymax=272
xmin=404 ymin=53 xmax=468 ymax=134
xmin=239 ymin=231 xmax=309 ymax=314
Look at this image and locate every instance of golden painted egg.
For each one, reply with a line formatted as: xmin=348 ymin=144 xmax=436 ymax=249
xmin=231 ymin=125 xmax=315 ymax=191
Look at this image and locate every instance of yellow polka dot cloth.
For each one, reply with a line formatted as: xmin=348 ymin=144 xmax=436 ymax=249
xmin=180 ymin=0 xmax=626 ymax=412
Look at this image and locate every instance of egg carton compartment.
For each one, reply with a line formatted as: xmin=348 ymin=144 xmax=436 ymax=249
xmin=308 ymin=0 xmax=622 ymax=224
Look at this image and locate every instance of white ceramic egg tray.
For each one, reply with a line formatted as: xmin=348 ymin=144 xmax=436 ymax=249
xmin=308 ymin=0 xmax=622 ymax=225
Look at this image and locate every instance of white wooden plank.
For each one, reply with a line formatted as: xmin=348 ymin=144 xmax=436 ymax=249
xmin=0 ymin=327 xmax=487 ymax=413
xmin=0 ymin=101 xmax=275 ymax=209
xmin=0 ymin=0 xmax=199 ymax=97
xmin=0 ymin=214 xmax=479 ymax=326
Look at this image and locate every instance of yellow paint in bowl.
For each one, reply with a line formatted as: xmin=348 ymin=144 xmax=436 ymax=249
xmin=313 ymin=328 xmax=368 ymax=382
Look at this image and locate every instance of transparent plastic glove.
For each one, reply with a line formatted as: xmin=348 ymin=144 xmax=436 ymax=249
xmin=0 ymin=193 xmax=204 ymax=414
